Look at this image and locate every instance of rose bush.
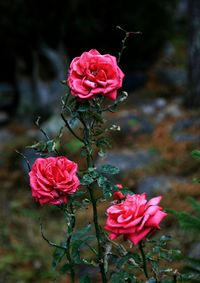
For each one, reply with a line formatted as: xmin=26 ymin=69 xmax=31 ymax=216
xmin=105 ymin=193 xmax=167 ymax=245
xmin=29 ymin=156 xmax=80 ymax=205
xmin=67 ymin=49 xmax=124 ymax=100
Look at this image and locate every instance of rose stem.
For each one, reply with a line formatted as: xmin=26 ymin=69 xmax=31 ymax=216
xmin=65 ymin=203 xmax=76 ymax=283
xmin=116 ymin=26 xmax=141 ymax=65
xmin=80 ymin=113 xmax=107 ymax=283
xmin=139 ymin=241 xmax=149 ymax=280
xmin=61 ymin=113 xmax=83 ymax=143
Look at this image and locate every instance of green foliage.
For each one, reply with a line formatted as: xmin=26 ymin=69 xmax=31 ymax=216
xmin=99 ymin=164 xmax=120 ymax=175
xmin=171 ymin=197 xmax=200 ymax=232
xmin=191 ymin=150 xmax=200 ymax=160
xmin=97 ymin=176 xmax=119 ymax=198
xmin=52 ymin=245 xmax=66 ymax=269
xmin=110 ymin=271 xmax=137 ymax=283
xmin=80 ymin=274 xmax=92 ymax=282
xmin=26 ymin=139 xmax=60 ymax=153
xmin=169 ymin=196 xmax=200 ymax=281
xmin=191 ymin=150 xmax=200 ymax=183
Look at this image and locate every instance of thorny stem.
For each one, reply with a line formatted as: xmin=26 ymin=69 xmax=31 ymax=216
xmin=80 ymin=113 xmax=107 ymax=283
xmin=35 ymin=116 xmax=50 ymax=140
xmin=65 ymin=203 xmax=76 ymax=283
xmin=15 ymin=150 xmax=31 ymax=172
xmin=173 ymin=270 xmax=178 ymax=283
xmin=87 ymin=156 xmax=107 ymax=283
xmin=116 ymin=26 xmax=141 ymax=64
xmin=40 ymin=222 xmax=67 ymax=250
xmin=139 ymin=241 xmax=149 ymax=280
xmin=40 ymin=203 xmax=76 ymax=283
xmin=61 ymin=113 xmax=83 ymax=142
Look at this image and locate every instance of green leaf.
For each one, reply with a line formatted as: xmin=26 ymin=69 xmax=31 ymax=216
xmin=102 ymin=181 xmax=114 ymax=198
xmin=117 ymin=253 xmax=141 ymax=269
xmin=26 ymin=139 xmax=59 ymax=153
xmin=72 ymin=224 xmax=92 ymax=241
xmin=191 ymin=150 xmax=200 ymax=160
xmin=52 ymin=246 xmax=66 ymax=269
xmin=97 ymin=176 xmax=108 ymax=187
xmin=187 ymin=258 xmax=200 ymax=273
xmin=87 ymin=167 xmax=99 ymax=178
xmin=98 ymin=149 xmax=106 ymax=157
xmin=71 ymin=236 xmax=95 ymax=265
xmin=97 ymin=176 xmax=119 ymax=198
xmin=100 ymin=164 xmax=120 ymax=175
xmin=110 ymin=271 xmax=136 ymax=283
xmin=187 ymin=197 xmax=200 ymax=214
xmin=65 ymin=139 xmax=83 ymax=153
xmin=80 ymin=274 xmax=92 ymax=283
xmin=192 ymin=177 xmax=200 ymax=184
xmin=80 ymin=174 xmax=94 ymax=186
xmin=71 ymin=240 xmax=83 ymax=264
xmin=96 ymin=137 xmax=111 ymax=149
xmin=59 ymin=263 xmax=71 ymax=274
xmin=146 ymin=278 xmax=157 ymax=283
xmin=89 ymin=111 xmax=104 ymax=123
xmin=77 ymin=102 xmax=90 ymax=112
xmin=160 ymin=235 xmax=172 ymax=242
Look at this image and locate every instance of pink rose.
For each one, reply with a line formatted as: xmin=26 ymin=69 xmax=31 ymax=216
xmin=67 ymin=49 xmax=125 ymax=100
xmin=29 ymin=156 xmax=80 ymax=205
xmin=113 ymin=184 xmax=125 ymax=200
xmin=104 ymin=193 xmax=167 ymax=245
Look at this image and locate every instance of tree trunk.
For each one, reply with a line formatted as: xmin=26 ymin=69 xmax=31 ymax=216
xmin=187 ymin=0 xmax=200 ymax=107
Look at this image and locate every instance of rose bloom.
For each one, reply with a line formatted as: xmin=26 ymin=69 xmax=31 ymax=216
xmin=29 ymin=156 xmax=80 ymax=205
xmin=113 ymin=184 xmax=125 ymax=200
xmin=105 ymin=193 xmax=167 ymax=245
xmin=67 ymin=49 xmax=125 ymax=100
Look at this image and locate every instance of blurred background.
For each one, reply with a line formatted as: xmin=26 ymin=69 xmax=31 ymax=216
xmin=0 ymin=0 xmax=200 ymax=282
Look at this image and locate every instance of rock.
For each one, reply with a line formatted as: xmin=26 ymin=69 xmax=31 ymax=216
xmin=137 ymin=175 xmax=184 ymax=196
xmin=16 ymin=44 xmax=67 ymax=121
xmin=175 ymin=0 xmax=187 ymax=19
xmin=156 ymin=68 xmax=187 ymax=88
xmin=162 ymin=42 xmax=176 ymax=61
xmin=172 ymin=117 xmax=200 ymax=142
xmin=189 ymin=242 xmax=200 ymax=260
xmin=96 ymin=149 xmax=160 ymax=172
xmin=111 ymin=112 xmax=154 ymax=136
xmin=0 ymin=83 xmax=15 ymax=109
xmin=0 ymin=111 xmax=9 ymax=124
xmin=0 ymin=129 xmax=15 ymax=144
xmin=141 ymin=104 xmax=156 ymax=115
xmin=164 ymin=103 xmax=183 ymax=118
xmin=41 ymin=114 xmax=65 ymax=137
xmin=173 ymin=132 xmax=200 ymax=142
xmin=173 ymin=117 xmax=200 ymax=131
xmin=154 ymin=98 xmax=167 ymax=108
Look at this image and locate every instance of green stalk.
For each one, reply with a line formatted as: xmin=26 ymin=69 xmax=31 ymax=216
xmin=80 ymin=111 xmax=107 ymax=283
xmin=87 ymin=152 xmax=107 ymax=283
xmin=139 ymin=241 xmax=149 ymax=280
xmin=65 ymin=203 xmax=76 ymax=283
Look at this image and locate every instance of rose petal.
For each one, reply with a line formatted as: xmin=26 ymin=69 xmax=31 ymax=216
xmin=127 ymin=227 xmax=152 ymax=245
xmin=146 ymin=210 xmax=168 ymax=228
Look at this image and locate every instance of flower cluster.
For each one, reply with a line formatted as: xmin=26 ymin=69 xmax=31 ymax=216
xmin=28 ymin=49 xmax=168 ymax=281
